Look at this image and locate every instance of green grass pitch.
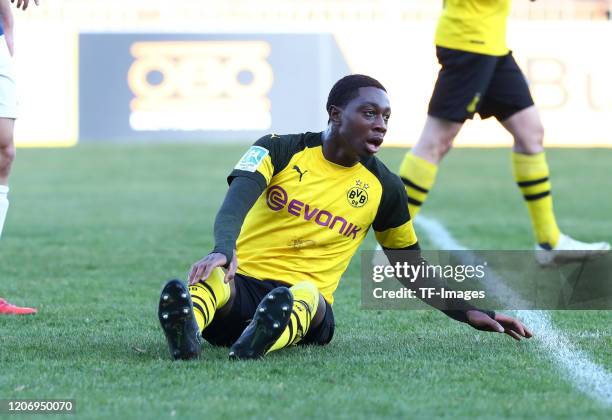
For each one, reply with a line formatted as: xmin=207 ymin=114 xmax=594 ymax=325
xmin=1 ymin=144 xmax=611 ymax=418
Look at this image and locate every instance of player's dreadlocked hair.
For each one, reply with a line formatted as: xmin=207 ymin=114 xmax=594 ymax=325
xmin=326 ymin=74 xmax=386 ymax=116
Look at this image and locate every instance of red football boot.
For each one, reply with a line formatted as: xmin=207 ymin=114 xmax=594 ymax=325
xmin=0 ymin=298 xmax=37 ymax=315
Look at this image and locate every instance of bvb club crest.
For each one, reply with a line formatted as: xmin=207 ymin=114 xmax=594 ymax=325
xmin=347 ymin=180 xmax=369 ymax=208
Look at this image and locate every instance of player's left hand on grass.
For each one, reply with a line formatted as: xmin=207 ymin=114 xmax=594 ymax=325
xmin=187 ymin=249 xmax=237 ymax=285
xmin=11 ymin=0 xmax=39 ymax=11
xmin=466 ymin=310 xmax=533 ymax=341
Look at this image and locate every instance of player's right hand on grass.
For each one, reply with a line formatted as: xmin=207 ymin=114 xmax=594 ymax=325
xmin=188 ymin=250 xmax=237 ymax=285
xmin=466 ymin=310 xmax=533 ymax=341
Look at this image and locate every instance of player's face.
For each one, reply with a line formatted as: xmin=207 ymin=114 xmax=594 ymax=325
xmin=340 ymin=87 xmax=391 ymax=156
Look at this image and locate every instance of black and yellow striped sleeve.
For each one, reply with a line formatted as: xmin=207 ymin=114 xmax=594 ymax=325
xmin=371 ymin=164 xmax=418 ymax=249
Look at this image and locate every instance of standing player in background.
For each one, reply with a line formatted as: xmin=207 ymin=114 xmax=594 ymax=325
xmin=0 ymin=0 xmax=38 ymax=315
xmin=398 ymin=0 xmax=609 ymax=265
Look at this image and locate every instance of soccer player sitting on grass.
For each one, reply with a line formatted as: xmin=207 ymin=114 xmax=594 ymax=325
xmin=158 ymin=75 xmax=532 ymax=361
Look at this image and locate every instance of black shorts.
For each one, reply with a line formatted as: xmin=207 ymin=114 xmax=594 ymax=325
xmin=428 ymin=46 xmax=535 ymax=123
xmin=202 ymin=273 xmax=335 ymax=347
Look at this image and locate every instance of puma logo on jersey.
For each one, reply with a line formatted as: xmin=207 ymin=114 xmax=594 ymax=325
xmin=293 ymin=165 xmax=308 ymax=182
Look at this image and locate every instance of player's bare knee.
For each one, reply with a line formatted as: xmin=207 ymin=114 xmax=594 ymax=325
xmin=415 ymin=132 xmax=454 ymax=162
xmin=422 ymin=134 xmax=453 ymax=161
xmin=437 ymin=136 xmax=455 ymax=158
xmin=532 ymin=124 xmax=545 ymax=148
xmin=0 ymin=142 xmax=16 ymax=176
xmin=515 ymin=125 xmax=544 ymax=154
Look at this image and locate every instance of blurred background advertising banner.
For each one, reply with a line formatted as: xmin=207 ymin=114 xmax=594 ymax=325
xmin=11 ymin=0 xmax=612 ymax=147
xmin=335 ymin=21 xmax=612 ymax=148
xmin=78 ymin=33 xmax=350 ymax=143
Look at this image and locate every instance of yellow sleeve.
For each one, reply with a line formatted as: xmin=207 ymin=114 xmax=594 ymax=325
xmin=375 ymin=219 xmax=418 ymax=249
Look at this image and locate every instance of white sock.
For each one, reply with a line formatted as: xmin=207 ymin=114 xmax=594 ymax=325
xmin=0 ymin=185 xmax=9 ymax=239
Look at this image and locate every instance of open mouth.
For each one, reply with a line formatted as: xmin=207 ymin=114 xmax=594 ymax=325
xmin=365 ymin=137 xmax=384 ymax=153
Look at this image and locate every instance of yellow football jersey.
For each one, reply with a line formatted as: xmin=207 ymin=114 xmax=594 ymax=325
xmin=435 ymin=0 xmax=511 ymax=56
xmin=228 ymin=132 xmax=418 ymax=304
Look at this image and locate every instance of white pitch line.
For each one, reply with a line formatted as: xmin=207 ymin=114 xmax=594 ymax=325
xmin=413 ymin=216 xmax=612 ymax=406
